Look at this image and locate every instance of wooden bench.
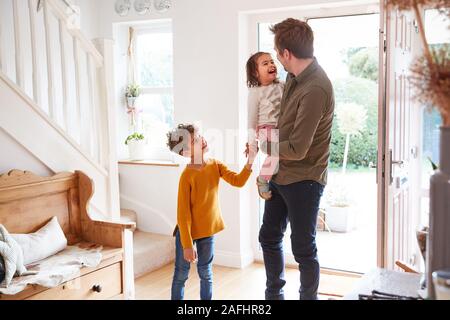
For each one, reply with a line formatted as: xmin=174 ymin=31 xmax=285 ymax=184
xmin=0 ymin=170 xmax=135 ymax=300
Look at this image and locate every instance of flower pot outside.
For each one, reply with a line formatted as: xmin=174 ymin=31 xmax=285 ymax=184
xmin=128 ymin=140 xmax=147 ymax=160
xmin=427 ymin=126 xmax=450 ymax=299
xmin=325 ymin=206 xmax=355 ymax=233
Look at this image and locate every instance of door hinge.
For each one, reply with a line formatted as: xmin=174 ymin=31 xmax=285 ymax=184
xmin=384 ymin=39 xmax=387 ymax=52
xmin=381 ymin=153 xmax=385 ymax=178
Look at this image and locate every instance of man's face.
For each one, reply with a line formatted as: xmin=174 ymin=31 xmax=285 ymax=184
xmin=275 ymin=46 xmax=289 ymax=73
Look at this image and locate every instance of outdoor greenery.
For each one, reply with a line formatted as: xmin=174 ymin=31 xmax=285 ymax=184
xmin=330 ymin=48 xmax=378 ymax=169
xmin=345 ymin=47 xmax=379 ymax=82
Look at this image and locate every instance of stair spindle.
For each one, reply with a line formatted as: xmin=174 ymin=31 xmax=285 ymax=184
xmin=43 ymin=0 xmax=55 ymax=119
xmin=59 ymin=19 xmax=69 ymax=133
xmin=12 ymin=0 xmax=24 ymax=89
xmin=28 ymin=0 xmax=42 ymax=106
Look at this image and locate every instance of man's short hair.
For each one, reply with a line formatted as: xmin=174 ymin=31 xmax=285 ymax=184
xmin=166 ymin=124 xmax=197 ymax=155
xmin=270 ymin=18 xmax=314 ymax=59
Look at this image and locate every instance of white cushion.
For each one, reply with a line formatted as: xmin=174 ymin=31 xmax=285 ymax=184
xmin=12 ymin=217 xmax=67 ymax=266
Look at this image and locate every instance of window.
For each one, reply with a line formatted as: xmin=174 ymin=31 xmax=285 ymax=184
xmin=134 ymin=21 xmax=174 ymax=159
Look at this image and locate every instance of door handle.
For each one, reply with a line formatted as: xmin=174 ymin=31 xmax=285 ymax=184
xmin=389 ymin=149 xmax=405 ymax=185
xmin=392 ymin=160 xmax=404 ymax=167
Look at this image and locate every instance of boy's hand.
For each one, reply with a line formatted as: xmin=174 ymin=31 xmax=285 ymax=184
xmin=183 ymin=248 xmax=198 ymax=263
xmin=245 ymin=142 xmax=258 ymax=170
xmin=245 ymin=142 xmax=258 ymax=159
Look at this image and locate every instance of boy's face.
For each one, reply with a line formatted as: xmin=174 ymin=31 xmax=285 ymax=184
xmin=182 ymin=132 xmax=208 ymax=161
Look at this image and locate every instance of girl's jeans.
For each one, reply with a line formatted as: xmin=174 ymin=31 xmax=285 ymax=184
xmin=171 ymin=230 xmax=215 ymax=300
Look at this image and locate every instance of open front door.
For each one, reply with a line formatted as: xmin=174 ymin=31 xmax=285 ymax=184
xmin=381 ymin=2 xmax=420 ymax=270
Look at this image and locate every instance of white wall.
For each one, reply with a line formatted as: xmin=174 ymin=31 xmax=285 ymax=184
xmin=0 ymin=128 xmax=52 ymax=176
xmin=69 ymin=0 xmax=101 ymax=40
xmin=98 ymin=0 xmax=365 ymax=268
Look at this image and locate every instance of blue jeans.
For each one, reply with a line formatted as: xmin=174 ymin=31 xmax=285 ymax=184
xmin=171 ymin=230 xmax=215 ymax=300
xmin=259 ymin=180 xmax=324 ymax=300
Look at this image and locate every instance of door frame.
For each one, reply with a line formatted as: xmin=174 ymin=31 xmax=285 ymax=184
xmin=245 ymin=0 xmax=384 ymax=273
xmin=378 ymin=0 xmax=388 ymax=269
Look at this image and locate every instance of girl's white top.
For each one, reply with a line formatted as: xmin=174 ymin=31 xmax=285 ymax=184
xmin=247 ymin=82 xmax=285 ymax=143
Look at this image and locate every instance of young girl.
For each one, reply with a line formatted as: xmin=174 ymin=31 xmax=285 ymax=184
xmin=246 ymin=52 xmax=284 ymax=200
xmin=166 ymin=124 xmax=256 ymax=300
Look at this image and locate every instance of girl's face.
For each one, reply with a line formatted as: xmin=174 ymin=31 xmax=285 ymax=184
xmin=256 ymin=54 xmax=278 ymax=86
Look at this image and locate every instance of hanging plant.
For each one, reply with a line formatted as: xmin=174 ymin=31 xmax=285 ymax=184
xmin=125 ymin=84 xmax=142 ymax=128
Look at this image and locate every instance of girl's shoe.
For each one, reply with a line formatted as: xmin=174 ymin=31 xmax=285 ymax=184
xmin=256 ymin=177 xmax=272 ymax=200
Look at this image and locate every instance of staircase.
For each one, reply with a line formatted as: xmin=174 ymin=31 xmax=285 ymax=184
xmin=121 ymin=209 xmax=175 ymax=278
xmin=0 ymin=0 xmax=119 ymax=218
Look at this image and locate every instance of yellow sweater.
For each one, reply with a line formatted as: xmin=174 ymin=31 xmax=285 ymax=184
xmin=176 ymin=158 xmax=252 ymax=249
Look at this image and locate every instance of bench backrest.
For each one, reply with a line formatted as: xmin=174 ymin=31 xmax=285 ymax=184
xmin=0 ymin=170 xmax=88 ymax=245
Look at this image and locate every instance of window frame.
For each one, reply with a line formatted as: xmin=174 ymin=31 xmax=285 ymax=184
xmin=132 ymin=20 xmax=174 ymax=161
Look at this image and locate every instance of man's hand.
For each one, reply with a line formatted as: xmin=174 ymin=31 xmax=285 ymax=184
xmin=183 ymin=248 xmax=198 ymax=263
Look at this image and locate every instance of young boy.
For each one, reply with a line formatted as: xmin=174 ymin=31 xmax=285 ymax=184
xmin=166 ymin=124 xmax=256 ymax=300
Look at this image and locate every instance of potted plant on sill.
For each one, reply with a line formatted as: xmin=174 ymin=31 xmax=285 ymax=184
xmin=324 ymin=184 xmax=355 ymax=233
xmin=125 ymin=132 xmax=146 ymax=160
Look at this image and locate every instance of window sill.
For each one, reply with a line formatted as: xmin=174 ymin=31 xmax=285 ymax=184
xmin=118 ymin=159 xmax=180 ymax=167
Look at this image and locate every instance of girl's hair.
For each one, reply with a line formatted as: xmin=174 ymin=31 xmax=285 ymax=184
xmin=246 ymin=52 xmax=278 ymax=88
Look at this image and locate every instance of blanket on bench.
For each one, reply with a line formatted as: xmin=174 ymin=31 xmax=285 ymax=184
xmin=0 ymin=243 xmax=102 ymax=296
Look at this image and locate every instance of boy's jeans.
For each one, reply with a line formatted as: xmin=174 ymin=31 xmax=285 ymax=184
xmin=259 ymin=180 xmax=324 ymax=300
xmin=171 ymin=230 xmax=215 ymax=300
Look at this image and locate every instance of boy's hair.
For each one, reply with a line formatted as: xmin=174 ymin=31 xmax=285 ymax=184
xmin=166 ymin=124 xmax=196 ymax=155
xmin=270 ymin=18 xmax=314 ymax=59
xmin=246 ymin=52 xmax=279 ymax=88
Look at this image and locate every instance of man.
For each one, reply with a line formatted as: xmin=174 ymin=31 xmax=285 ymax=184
xmin=259 ymin=18 xmax=335 ymax=300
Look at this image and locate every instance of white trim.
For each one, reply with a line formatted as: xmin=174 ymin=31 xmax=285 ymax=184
xmin=214 ymin=250 xmax=255 ymax=269
xmin=141 ymin=87 xmax=173 ymax=95
xmin=134 ymin=21 xmax=172 ymax=35
xmin=246 ymin=1 xmax=379 ymax=25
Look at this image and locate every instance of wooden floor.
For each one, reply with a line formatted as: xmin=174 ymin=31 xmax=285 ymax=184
xmin=135 ymin=262 xmax=361 ymax=300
